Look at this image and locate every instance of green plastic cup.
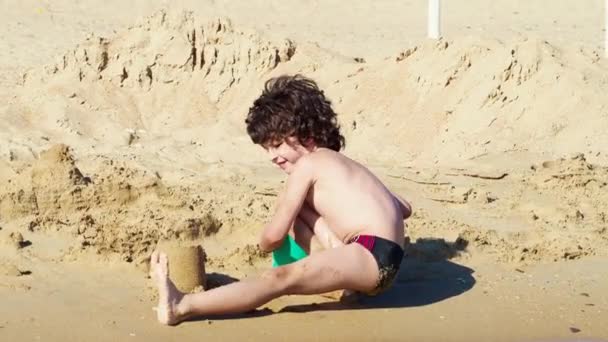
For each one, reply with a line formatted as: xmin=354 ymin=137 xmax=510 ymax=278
xmin=272 ymin=235 xmax=308 ymax=267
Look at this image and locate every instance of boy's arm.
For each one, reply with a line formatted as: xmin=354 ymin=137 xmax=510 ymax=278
xmin=392 ymin=192 xmax=412 ymax=219
xmin=259 ymin=159 xmax=315 ymax=252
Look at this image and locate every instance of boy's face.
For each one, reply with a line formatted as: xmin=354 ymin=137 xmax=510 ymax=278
xmin=263 ymin=136 xmax=315 ymax=174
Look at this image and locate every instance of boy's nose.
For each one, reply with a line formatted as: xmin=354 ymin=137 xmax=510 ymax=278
xmin=266 ymin=149 xmax=279 ymax=161
xmin=271 ymin=155 xmax=284 ymax=164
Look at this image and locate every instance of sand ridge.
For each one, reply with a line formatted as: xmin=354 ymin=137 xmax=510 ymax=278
xmin=23 ymin=10 xmax=295 ymax=99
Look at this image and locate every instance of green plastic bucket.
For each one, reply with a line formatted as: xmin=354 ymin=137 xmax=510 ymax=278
xmin=272 ymin=235 xmax=308 ymax=267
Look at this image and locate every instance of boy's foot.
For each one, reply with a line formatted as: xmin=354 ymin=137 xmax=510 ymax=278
xmin=320 ymin=289 xmax=359 ymax=303
xmin=339 ymin=289 xmax=360 ymax=304
xmin=150 ymin=250 xmax=185 ymax=325
xmin=320 ymin=289 xmax=343 ymax=300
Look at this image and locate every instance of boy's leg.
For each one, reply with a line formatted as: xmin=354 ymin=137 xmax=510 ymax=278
xmin=291 ymin=215 xmax=356 ymax=300
xmin=291 ymin=210 xmax=354 ymax=300
xmin=290 ymin=217 xmax=323 ymax=255
xmin=295 ymin=203 xmax=344 ymax=251
xmin=150 ymin=243 xmax=379 ymax=325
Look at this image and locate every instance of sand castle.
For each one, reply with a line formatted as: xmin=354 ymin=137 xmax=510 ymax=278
xmin=155 ymin=240 xmax=207 ymax=293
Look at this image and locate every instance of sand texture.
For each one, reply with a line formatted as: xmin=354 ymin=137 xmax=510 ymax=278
xmin=1 ymin=1 xmax=608 ymax=341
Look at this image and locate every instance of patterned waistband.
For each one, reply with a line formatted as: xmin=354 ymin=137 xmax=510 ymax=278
xmin=349 ymin=234 xmax=376 ymax=252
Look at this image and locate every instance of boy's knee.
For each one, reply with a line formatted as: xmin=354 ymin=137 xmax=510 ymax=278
xmin=261 ymin=264 xmax=304 ymax=294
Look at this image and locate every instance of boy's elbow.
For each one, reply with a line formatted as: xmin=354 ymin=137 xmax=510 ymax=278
xmin=258 ymin=238 xmax=275 ymax=253
xmin=259 ymin=233 xmax=284 ymax=252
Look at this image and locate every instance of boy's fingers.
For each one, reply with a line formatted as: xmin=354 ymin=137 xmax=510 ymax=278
xmin=148 ymin=251 xmax=158 ymax=278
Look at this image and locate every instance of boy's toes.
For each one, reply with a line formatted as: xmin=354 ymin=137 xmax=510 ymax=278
xmin=158 ymin=252 xmax=169 ymax=276
xmin=150 ymin=250 xmax=159 ymax=264
xmin=149 ymin=250 xmax=160 ymax=278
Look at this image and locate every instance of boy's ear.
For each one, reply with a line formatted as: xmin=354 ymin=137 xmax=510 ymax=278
xmin=302 ymin=137 xmax=315 ymax=148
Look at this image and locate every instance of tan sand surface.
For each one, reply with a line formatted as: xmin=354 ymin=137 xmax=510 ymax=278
xmin=1 ymin=1 xmax=608 ymax=341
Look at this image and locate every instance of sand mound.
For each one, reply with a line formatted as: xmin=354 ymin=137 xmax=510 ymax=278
xmin=1 ymin=10 xmax=295 ymax=163
xmin=403 ymin=153 xmax=608 ymax=264
xmin=6 ymin=13 xmax=607 ymax=167
xmin=322 ymin=36 xmax=608 ymax=164
xmin=24 ymin=10 xmax=295 ymax=99
xmin=0 ymin=144 xmax=276 ymax=265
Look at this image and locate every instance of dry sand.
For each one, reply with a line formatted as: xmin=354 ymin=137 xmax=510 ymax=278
xmin=1 ymin=1 xmax=608 ymax=341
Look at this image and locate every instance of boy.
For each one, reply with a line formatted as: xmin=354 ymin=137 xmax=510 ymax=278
xmin=150 ymin=75 xmax=412 ymax=325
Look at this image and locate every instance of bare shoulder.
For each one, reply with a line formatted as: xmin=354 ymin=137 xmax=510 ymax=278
xmin=303 ymin=149 xmax=359 ymax=184
xmin=307 ymin=148 xmax=349 ymax=168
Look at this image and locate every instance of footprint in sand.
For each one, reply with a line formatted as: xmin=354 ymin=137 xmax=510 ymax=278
xmin=0 ymin=231 xmax=31 ymax=249
xmin=0 ymin=263 xmax=31 ymax=277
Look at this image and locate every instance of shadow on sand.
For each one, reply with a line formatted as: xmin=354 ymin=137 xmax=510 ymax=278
xmin=186 ymin=237 xmax=475 ymax=321
xmin=281 ymin=236 xmax=475 ymax=312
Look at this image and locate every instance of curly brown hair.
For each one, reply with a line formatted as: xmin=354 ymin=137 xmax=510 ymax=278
xmin=245 ymin=75 xmax=345 ymax=151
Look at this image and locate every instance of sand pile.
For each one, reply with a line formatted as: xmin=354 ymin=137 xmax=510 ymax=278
xmin=401 ymin=152 xmax=608 ymax=263
xmin=6 ymin=11 xmax=608 ymax=168
xmin=314 ymin=36 xmax=608 ymax=165
xmin=1 ymin=10 xmax=295 ymax=165
xmin=0 ymin=143 xmax=277 ymax=266
xmin=1 ymin=9 xmax=607 ymax=269
xmin=23 ymin=10 xmax=295 ymax=100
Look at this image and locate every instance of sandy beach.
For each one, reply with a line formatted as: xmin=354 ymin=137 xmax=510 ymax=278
xmin=1 ymin=1 xmax=608 ymax=341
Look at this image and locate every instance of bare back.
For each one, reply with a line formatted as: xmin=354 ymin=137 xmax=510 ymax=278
xmin=304 ymin=148 xmax=405 ymax=246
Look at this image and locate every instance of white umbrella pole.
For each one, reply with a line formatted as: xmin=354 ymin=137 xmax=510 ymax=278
xmin=605 ymin=0 xmax=608 ymax=57
xmin=428 ymin=0 xmax=441 ymax=39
